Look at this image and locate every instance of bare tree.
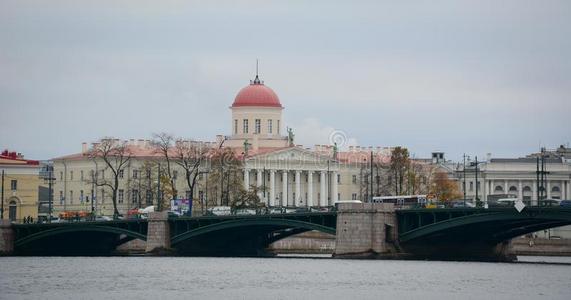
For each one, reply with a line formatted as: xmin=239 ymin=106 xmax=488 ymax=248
xmin=172 ymin=139 xmax=210 ymax=215
xmin=151 ymin=133 xmax=176 ymax=211
xmin=207 ymin=147 xmax=244 ymax=210
xmin=88 ymin=138 xmax=132 ymax=218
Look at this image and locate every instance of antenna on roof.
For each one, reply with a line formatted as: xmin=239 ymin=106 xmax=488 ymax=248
xmin=256 ymin=58 xmax=259 ymax=77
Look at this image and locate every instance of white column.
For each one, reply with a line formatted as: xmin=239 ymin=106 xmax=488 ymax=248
xmin=295 ymin=170 xmax=301 ymax=207
xmin=489 ymin=180 xmax=493 ymax=195
xmin=332 ymin=171 xmax=339 ymax=204
xmin=566 ymin=180 xmax=570 ymax=199
xmin=269 ymin=170 xmax=275 ymax=207
xmin=307 ymin=171 xmax=313 ymax=207
xmin=518 ymin=181 xmax=523 ymax=201
xmin=282 ymin=171 xmax=288 ymax=207
xmin=244 ymin=169 xmax=250 ymax=190
xmin=320 ymin=171 xmax=326 ymax=207
xmin=504 ymin=180 xmax=508 ymax=194
xmin=257 ymin=169 xmax=263 ymax=201
xmin=547 ymin=181 xmax=551 ymax=199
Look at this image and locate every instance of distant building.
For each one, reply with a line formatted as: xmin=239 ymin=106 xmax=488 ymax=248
xmin=0 ymin=150 xmax=42 ymax=222
xmin=453 ymin=147 xmax=571 ymax=205
xmin=51 ymin=73 xmax=417 ymax=216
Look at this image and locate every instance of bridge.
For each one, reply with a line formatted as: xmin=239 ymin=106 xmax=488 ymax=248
xmin=2 ymin=205 xmax=571 ymax=261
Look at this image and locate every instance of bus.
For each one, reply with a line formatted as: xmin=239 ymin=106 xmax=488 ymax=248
xmin=370 ymin=195 xmax=428 ymax=208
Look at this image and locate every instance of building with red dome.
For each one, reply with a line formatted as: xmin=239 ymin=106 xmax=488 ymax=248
xmin=225 ymin=74 xmax=289 ymax=150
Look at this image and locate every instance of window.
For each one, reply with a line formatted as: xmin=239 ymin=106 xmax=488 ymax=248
xmin=476 ymin=181 xmax=480 ymax=191
xmin=199 ymin=173 xmax=203 ymax=180
xmin=59 ymin=191 xmax=64 ymax=204
xmin=469 ymin=181 xmax=473 ymax=191
xmin=90 ymin=170 xmax=95 ymax=179
xmin=185 ymin=190 xmax=192 ymax=199
xmin=70 ymin=171 xmax=73 ymax=181
xmin=133 ymin=170 xmax=139 ymax=179
xmin=173 ymin=170 xmax=178 ymax=180
xmin=146 ymin=190 xmax=152 ymax=205
xmin=69 ymin=191 xmax=74 ymax=204
xmin=60 ymin=171 xmax=63 ymax=181
xmin=118 ymin=189 xmax=124 ymax=203
xmin=132 ymin=189 xmax=139 ymax=204
xmin=243 ymin=119 xmax=249 ymax=134
xmin=80 ymin=170 xmax=84 ymax=181
xmin=352 ymin=193 xmax=357 ymax=200
xmin=199 ymin=191 xmax=204 ymax=201
xmin=90 ymin=189 xmax=94 ymax=203
xmin=118 ymin=169 xmax=124 ymax=179
xmin=318 ymin=193 xmax=321 ymax=201
xmin=268 ymin=119 xmax=273 ymax=134
xmin=80 ymin=190 xmax=84 ymax=203
xmin=10 ymin=180 xmax=17 ymax=191
xmin=337 ymin=193 xmax=341 ymax=200
xmin=337 ymin=174 xmax=341 ymax=184
xmin=352 ymin=175 xmax=357 ymax=184
xmin=234 ymin=119 xmax=238 ymax=134
xmin=255 ymin=119 xmax=261 ymax=134
xmin=146 ymin=169 xmax=151 ymax=179
xmin=101 ymin=189 xmax=105 ymax=204
xmin=277 ymin=120 xmax=280 ymax=134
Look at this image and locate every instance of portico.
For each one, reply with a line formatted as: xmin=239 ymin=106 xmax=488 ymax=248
xmin=243 ymin=147 xmax=340 ymax=208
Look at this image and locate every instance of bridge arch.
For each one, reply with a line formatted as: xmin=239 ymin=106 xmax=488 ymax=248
xmin=400 ymin=210 xmax=571 ymax=244
xmin=15 ymin=225 xmax=147 ymax=249
xmin=171 ymin=218 xmax=335 ymax=246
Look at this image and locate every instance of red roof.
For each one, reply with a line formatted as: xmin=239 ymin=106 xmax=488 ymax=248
xmin=0 ymin=150 xmax=39 ymax=165
xmin=231 ymin=77 xmax=282 ymax=108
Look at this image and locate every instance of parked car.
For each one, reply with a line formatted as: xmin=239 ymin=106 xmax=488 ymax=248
xmin=559 ymin=200 xmax=571 ymax=207
xmin=269 ymin=207 xmax=285 ymax=214
xmin=235 ymin=208 xmax=256 ymax=215
xmin=539 ymin=199 xmax=561 ymax=207
xmin=207 ymin=206 xmax=232 ymax=216
xmin=95 ymin=216 xmax=113 ymax=222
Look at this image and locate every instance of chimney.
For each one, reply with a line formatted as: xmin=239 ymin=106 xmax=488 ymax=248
xmin=82 ymin=142 xmax=88 ymax=154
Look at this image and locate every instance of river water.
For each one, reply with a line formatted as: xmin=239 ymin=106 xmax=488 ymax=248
xmin=1 ymin=256 xmax=570 ymax=300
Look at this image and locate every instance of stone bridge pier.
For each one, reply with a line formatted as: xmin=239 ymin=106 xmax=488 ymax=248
xmin=334 ymin=203 xmax=402 ymax=259
xmin=145 ymin=211 xmax=171 ymax=254
xmin=0 ymin=220 xmax=14 ymax=255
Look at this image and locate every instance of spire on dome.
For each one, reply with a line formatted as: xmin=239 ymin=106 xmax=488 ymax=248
xmin=251 ymin=59 xmax=263 ymax=85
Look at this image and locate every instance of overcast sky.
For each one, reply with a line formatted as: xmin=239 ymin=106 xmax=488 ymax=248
xmin=1 ymin=0 xmax=570 ymax=162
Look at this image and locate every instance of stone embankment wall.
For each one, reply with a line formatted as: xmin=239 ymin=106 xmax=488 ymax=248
xmin=511 ymin=238 xmax=571 ymax=256
xmin=268 ymin=231 xmax=335 ymax=253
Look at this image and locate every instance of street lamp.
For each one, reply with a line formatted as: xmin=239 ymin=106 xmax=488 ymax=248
xmin=40 ymin=163 xmax=55 ymax=223
xmin=470 ymin=156 xmax=484 ymax=207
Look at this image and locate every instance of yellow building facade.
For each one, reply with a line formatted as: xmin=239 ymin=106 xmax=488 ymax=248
xmin=1 ymin=151 xmax=42 ymax=223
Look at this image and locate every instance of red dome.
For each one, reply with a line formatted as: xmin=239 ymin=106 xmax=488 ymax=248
xmin=232 ymin=77 xmax=282 ymax=108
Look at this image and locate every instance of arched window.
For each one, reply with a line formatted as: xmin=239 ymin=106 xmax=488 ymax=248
xmin=495 ymin=186 xmax=503 ymax=192
xmin=509 ymin=186 xmax=517 ymax=192
xmin=523 ymin=186 xmax=532 ymax=192
xmin=9 ymin=200 xmax=18 ymax=222
xmin=551 ymin=186 xmax=560 ymax=193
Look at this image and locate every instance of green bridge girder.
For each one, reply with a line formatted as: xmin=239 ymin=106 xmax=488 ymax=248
xmin=170 ymin=212 xmax=337 ymax=246
xmin=13 ymin=220 xmax=148 ymax=249
xmin=397 ymin=207 xmax=571 ymax=244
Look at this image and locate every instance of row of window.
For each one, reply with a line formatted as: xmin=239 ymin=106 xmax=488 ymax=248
xmin=59 ymin=169 xmax=179 ymax=181
xmin=235 ymin=119 xmax=280 ymax=135
xmin=58 ymin=189 xmax=197 ymax=205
